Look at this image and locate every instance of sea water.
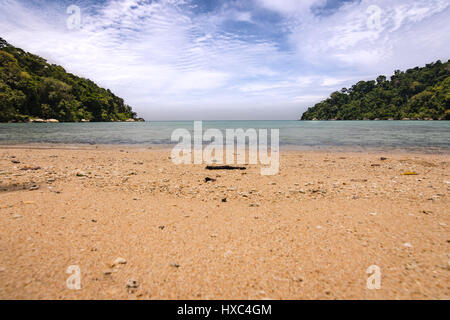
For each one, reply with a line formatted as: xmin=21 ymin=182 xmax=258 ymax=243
xmin=0 ymin=121 xmax=449 ymax=153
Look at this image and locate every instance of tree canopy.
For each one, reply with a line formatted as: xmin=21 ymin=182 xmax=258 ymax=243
xmin=0 ymin=37 xmax=140 ymax=122
xmin=301 ymin=60 xmax=450 ymax=120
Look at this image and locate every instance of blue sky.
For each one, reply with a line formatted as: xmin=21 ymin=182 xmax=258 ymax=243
xmin=1 ymin=0 xmax=449 ymax=120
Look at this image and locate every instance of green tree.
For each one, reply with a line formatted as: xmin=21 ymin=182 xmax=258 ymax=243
xmin=0 ymin=37 xmax=140 ymax=122
xmin=301 ymin=60 xmax=450 ymax=120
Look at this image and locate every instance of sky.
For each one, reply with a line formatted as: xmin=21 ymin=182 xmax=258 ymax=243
xmin=0 ymin=0 xmax=449 ymax=120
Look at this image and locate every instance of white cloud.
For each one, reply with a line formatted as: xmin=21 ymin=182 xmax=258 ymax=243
xmin=257 ymin=0 xmax=326 ymax=15
xmin=321 ymin=77 xmax=350 ymax=87
xmin=0 ymin=0 xmax=449 ymax=120
xmin=290 ymin=0 xmax=450 ymax=72
xmin=166 ymin=70 xmax=231 ymax=92
xmin=292 ymin=95 xmax=327 ymax=103
xmin=239 ymin=81 xmax=292 ymax=93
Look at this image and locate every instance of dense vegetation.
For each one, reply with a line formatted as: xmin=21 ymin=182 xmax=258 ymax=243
xmin=0 ymin=37 xmax=140 ymax=122
xmin=301 ymin=60 xmax=450 ymax=120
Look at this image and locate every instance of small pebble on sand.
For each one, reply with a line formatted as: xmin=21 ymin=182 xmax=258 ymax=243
xmin=112 ymin=257 xmax=127 ymax=266
xmin=126 ymin=279 xmax=139 ymax=289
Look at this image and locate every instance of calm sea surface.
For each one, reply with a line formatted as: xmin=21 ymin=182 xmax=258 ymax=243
xmin=0 ymin=121 xmax=449 ymax=153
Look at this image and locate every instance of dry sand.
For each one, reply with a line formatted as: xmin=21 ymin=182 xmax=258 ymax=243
xmin=0 ymin=145 xmax=448 ymax=299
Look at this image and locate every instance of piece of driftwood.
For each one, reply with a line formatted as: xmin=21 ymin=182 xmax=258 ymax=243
xmin=205 ymin=165 xmax=246 ymax=170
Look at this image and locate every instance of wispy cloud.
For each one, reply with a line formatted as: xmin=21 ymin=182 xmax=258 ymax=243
xmin=0 ymin=0 xmax=449 ymax=119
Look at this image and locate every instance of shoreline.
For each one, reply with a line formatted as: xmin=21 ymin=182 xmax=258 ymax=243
xmin=1 ymin=142 xmax=449 ymax=155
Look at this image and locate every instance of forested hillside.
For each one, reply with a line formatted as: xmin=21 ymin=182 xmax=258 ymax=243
xmin=0 ymin=37 xmax=140 ymax=122
xmin=301 ymin=60 xmax=450 ymax=120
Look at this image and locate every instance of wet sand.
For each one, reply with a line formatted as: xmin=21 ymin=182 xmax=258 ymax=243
xmin=0 ymin=146 xmax=448 ymax=299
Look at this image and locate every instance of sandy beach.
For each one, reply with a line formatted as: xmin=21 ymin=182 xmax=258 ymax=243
xmin=0 ymin=145 xmax=448 ymax=299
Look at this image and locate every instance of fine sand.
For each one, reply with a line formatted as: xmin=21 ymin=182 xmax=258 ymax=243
xmin=0 ymin=145 xmax=448 ymax=299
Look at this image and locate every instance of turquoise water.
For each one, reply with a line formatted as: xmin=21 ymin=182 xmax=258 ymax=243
xmin=0 ymin=121 xmax=449 ymax=153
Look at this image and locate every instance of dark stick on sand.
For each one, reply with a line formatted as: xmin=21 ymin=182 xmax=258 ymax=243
xmin=205 ymin=165 xmax=246 ymax=170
